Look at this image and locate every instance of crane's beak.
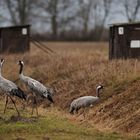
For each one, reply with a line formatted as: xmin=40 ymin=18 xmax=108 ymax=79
xmin=0 ymin=58 xmax=5 ymax=63
xmin=17 ymin=61 xmax=21 ymax=65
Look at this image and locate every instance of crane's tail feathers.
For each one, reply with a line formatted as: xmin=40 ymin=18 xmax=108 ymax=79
xmin=69 ymin=107 xmax=74 ymax=114
xmin=47 ymin=94 xmax=54 ymax=103
xmin=10 ymin=88 xmax=27 ymax=100
xmin=43 ymin=90 xmax=54 ymax=103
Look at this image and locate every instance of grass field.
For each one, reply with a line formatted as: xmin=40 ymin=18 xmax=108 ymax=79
xmin=0 ymin=106 xmax=136 ymax=140
xmin=0 ymin=42 xmax=139 ymax=140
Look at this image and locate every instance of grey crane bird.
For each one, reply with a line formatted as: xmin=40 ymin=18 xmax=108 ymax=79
xmin=18 ymin=60 xmax=54 ymax=116
xmin=0 ymin=59 xmax=26 ymax=116
xmin=69 ymin=85 xmax=103 ymax=116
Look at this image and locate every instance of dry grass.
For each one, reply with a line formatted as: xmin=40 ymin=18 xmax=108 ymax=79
xmin=0 ymin=42 xmax=140 ymax=137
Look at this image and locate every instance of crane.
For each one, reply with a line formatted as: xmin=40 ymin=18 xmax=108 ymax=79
xmin=0 ymin=59 xmax=26 ymax=116
xmin=18 ymin=60 xmax=54 ymax=116
xmin=69 ymin=85 xmax=103 ymax=117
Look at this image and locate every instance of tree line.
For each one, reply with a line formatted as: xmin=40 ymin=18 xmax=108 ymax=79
xmin=1 ymin=0 xmax=140 ymax=41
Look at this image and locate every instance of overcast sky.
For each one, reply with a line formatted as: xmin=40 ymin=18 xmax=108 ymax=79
xmin=0 ymin=0 xmax=139 ymax=34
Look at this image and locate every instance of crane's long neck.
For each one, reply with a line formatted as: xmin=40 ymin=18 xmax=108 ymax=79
xmin=19 ymin=63 xmax=23 ymax=75
xmin=0 ymin=64 xmax=2 ymax=76
xmin=19 ymin=62 xmax=27 ymax=83
xmin=0 ymin=62 xmax=4 ymax=76
xmin=19 ymin=63 xmax=27 ymax=83
xmin=96 ymin=88 xmax=100 ymax=97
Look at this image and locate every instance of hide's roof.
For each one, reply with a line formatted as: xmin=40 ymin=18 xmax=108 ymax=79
xmin=109 ymin=22 xmax=140 ymax=27
xmin=0 ymin=24 xmax=30 ymax=30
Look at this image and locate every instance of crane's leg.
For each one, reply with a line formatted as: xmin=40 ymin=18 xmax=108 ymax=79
xmin=34 ymin=96 xmax=38 ymax=116
xmin=31 ymin=98 xmax=35 ymax=115
xmin=83 ymin=107 xmax=90 ymax=119
xmin=4 ymin=95 xmax=8 ymax=114
xmin=75 ymin=108 xmax=79 ymax=114
xmin=75 ymin=108 xmax=82 ymax=117
xmin=83 ymin=108 xmax=86 ymax=119
xmin=76 ymin=108 xmax=86 ymax=119
xmin=9 ymin=96 xmax=20 ymax=116
xmin=26 ymin=93 xmax=34 ymax=115
xmin=31 ymin=105 xmax=34 ymax=115
xmin=31 ymin=95 xmax=38 ymax=116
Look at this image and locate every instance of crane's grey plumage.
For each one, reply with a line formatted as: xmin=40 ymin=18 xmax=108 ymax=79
xmin=18 ymin=60 xmax=54 ymax=115
xmin=69 ymin=85 xmax=103 ymax=115
xmin=0 ymin=59 xmax=26 ymax=116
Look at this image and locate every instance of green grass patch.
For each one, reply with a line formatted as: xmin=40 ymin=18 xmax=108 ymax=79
xmin=0 ymin=96 xmax=139 ymax=140
xmin=0 ymin=111 xmax=139 ymax=140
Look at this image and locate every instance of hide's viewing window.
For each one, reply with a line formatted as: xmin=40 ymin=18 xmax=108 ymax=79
xmin=22 ymin=28 xmax=27 ymax=35
xmin=118 ymin=27 xmax=124 ymax=35
xmin=130 ymin=40 xmax=140 ymax=48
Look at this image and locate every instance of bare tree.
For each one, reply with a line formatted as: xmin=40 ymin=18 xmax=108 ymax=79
xmin=93 ymin=0 xmax=114 ymax=40
xmin=121 ymin=0 xmax=140 ymax=22
xmin=4 ymin=0 xmax=33 ymax=25
xmin=48 ymin=0 xmax=58 ymax=38
xmin=35 ymin=0 xmax=75 ymax=39
xmin=77 ymin=0 xmax=93 ymax=35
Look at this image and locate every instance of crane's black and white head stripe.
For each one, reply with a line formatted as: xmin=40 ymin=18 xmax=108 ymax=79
xmin=18 ymin=60 xmax=24 ymax=66
xmin=0 ymin=58 xmax=5 ymax=64
xmin=96 ymin=85 xmax=103 ymax=90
